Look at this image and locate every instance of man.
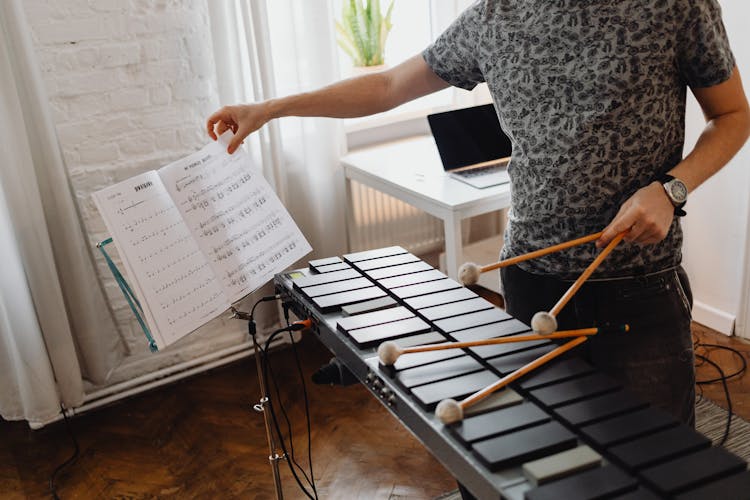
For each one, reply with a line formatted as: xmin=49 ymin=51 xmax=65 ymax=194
xmin=208 ymin=0 xmax=749 ymax=428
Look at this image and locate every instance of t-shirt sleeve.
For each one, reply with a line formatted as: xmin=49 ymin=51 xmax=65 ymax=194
xmin=676 ymin=0 xmax=735 ymax=88
xmin=422 ymin=1 xmax=485 ymax=90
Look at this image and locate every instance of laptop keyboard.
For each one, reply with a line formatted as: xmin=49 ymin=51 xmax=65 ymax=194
xmin=457 ymin=165 xmax=504 ymax=177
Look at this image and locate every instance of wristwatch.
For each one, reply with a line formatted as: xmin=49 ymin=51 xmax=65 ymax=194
xmin=657 ymin=173 xmax=688 ymax=216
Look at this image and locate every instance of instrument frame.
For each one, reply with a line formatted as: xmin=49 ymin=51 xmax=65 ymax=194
xmin=276 ymin=269 xmax=548 ymax=499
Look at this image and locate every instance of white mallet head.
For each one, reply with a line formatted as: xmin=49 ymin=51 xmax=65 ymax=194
xmin=531 ymin=311 xmax=557 ymax=335
xmin=377 ymin=341 xmax=402 ymax=366
xmin=458 ymin=262 xmax=481 ymax=286
xmin=435 ymin=398 xmax=464 ymax=424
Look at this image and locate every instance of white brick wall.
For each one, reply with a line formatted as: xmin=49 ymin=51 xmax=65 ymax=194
xmin=24 ymin=0 xmax=222 ymax=353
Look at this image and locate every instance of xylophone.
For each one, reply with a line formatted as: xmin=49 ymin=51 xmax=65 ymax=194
xmin=273 ymin=246 xmax=750 ymax=499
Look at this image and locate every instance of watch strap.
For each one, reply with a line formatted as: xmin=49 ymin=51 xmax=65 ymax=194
xmin=656 ymin=173 xmax=687 ymax=217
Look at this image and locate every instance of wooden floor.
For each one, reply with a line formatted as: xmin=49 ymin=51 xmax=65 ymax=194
xmin=2 ymin=322 xmax=748 ymax=499
xmin=693 ymin=323 xmax=750 ymax=420
xmin=1 ymin=333 xmax=456 ymax=500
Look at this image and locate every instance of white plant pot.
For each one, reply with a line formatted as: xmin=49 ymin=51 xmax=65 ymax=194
xmin=351 ymin=64 xmax=388 ymax=76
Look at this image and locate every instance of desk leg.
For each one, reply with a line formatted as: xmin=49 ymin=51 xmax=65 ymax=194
xmin=344 ymin=175 xmax=354 ymax=252
xmin=444 ymin=215 xmax=462 ymax=279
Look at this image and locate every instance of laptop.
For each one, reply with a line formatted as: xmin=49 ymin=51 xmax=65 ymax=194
xmin=427 ymin=103 xmax=512 ymax=189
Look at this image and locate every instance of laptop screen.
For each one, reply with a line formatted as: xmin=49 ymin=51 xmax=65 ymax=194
xmin=427 ymin=103 xmax=512 ymax=171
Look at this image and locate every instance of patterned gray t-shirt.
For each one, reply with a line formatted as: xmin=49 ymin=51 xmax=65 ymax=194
xmin=423 ymin=0 xmax=735 ymax=279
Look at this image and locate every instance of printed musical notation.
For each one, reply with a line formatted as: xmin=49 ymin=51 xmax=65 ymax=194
xmin=224 ymin=237 xmax=300 ymax=290
xmin=92 ymin=171 xmax=230 ymax=348
xmin=92 ymin=132 xmax=310 ymax=349
xmin=121 ymin=206 xmax=173 ymax=233
xmin=160 ymin=133 xmax=311 ymax=302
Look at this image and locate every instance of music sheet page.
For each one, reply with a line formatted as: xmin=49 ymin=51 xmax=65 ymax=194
xmin=92 ymin=171 xmax=230 ymax=348
xmin=159 ymin=133 xmax=311 ymax=303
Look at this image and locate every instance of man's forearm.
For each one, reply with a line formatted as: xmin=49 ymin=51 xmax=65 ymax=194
xmin=263 ymin=54 xmax=449 ymax=122
xmin=264 ymin=72 xmax=396 ymax=120
xmin=671 ymin=110 xmax=750 ymax=192
xmin=670 ymin=68 xmax=750 ymax=192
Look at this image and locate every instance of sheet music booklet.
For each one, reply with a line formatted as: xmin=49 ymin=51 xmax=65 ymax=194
xmin=92 ymin=132 xmax=311 ymax=351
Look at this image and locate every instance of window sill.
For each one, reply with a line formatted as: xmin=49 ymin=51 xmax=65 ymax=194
xmin=343 ymin=85 xmax=492 ymax=151
xmin=344 ymin=106 xmax=453 ymax=150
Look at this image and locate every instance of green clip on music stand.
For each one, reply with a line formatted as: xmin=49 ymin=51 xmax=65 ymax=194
xmin=96 ymin=237 xmax=158 ymax=352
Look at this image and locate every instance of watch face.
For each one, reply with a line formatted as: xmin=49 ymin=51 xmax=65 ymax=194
xmin=667 ymin=179 xmax=688 ymax=204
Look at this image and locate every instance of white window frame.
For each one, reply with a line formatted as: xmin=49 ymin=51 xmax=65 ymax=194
xmin=338 ymin=0 xmax=491 ymax=149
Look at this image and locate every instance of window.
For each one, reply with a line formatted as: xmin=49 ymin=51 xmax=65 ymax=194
xmin=332 ymin=0 xmax=490 ymax=144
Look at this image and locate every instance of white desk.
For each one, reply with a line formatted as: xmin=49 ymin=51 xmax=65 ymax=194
xmin=341 ymin=135 xmax=511 ymax=279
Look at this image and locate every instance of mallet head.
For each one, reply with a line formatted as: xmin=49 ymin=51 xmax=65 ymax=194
xmin=435 ymin=398 xmax=464 ymax=424
xmin=458 ymin=262 xmax=481 ymax=286
xmin=531 ymin=311 xmax=557 ymax=335
xmin=377 ymin=341 xmax=402 ymax=366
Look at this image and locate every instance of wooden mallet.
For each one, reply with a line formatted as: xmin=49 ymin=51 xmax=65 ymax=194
xmin=458 ymin=232 xmax=603 ymax=286
xmin=435 ymin=336 xmax=589 ymax=424
xmin=377 ymin=327 xmax=604 ymax=366
xmin=531 ymin=231 xmax=627 ymax=335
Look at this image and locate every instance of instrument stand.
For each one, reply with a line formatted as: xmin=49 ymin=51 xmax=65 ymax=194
xmin=233 ymin=308 xmax=286 ymax=500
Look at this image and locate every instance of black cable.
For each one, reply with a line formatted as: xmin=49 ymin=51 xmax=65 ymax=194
xmin=695 ymin=353 xmax=733 ymax=446
xmin=691 ymin=336 xmax=748 ymax=448
xmin=48 ymin=406 xmax=80 ymax=500
xmin=261 ymin=325 xmax=316 ymax=499
xmin=283 ymin=303 xmax=318 ymax=499
xmin=250 ymin=294 xmax=280 ymax=319
xmin=695 ymin=343 xmax=747 ymax=384
xmin=251 ymin=330 xmax=317 ymax=499
xmin=263 ymin=327 xmax=316 ymax=494
xmin=245 ymin=296 xmax=315 ymax=498
xmin=244 ymin=296 xmax=319 ymax=498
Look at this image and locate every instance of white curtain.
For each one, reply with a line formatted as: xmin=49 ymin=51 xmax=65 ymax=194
xmin=2 ymin=0 xmax=348 ymax=427
xmin=0 ymin=187 xmax=67 ymax=426
xmin=208 ymin=0 xmax=348 ymax=260
xmin=0 ymin=0 xmax=121 ymax=427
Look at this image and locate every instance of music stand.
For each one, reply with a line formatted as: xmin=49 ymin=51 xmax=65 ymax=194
xmin=97 ymin=237 xmax=287 ymax=498
xmin=231 ymin=307 xmax=286 ymax=500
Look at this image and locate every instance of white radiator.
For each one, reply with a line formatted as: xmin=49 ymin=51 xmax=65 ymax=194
xmin=347 ymin=181 xmax=444 ymax=254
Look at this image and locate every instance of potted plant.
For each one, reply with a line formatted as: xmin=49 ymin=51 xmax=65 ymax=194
xmin=336 ymin=0 xmax=394 ymax=71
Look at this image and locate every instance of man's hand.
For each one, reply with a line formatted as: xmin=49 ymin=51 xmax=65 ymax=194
xmin=596 ymin=182 xmax=675 ymax=248
xmin=206 ymin=103 xmax=270 ymax=154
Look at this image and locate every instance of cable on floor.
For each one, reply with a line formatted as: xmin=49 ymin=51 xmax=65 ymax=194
xmin=693 ymin=336 xmax=747 ymax=446
xmin=48 ymin=405 xmax=80 ymax=500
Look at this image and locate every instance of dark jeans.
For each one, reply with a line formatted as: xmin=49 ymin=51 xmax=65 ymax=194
xmin=458 ymin=265 xmax=695 ymax=500
xmin=501 ymin=264 xmax=696 ymax=427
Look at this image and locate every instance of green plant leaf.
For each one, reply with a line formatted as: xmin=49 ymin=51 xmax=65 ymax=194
xmin=336 ymin=19 xmax=363 ymax=66
xmin=348 ymin=0 xmax=368 ymax=66
xmin=378 ymin=0 xmax=394 ymax=64
xmin=369 ymin=0 xmax=382 ymax=65
xmin=364 ymin=0 xmax=372 ymax=62
xmin=359 ymin=0 xmax=372 ymax=64
xmin=384 ymin=0 xmax=394 ymax=28
xmin=337 ymin=0 xmax=393 ymax=67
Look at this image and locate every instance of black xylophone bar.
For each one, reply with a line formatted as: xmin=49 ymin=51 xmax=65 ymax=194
xmin=275 ymin=247 xmax=750 ymax=500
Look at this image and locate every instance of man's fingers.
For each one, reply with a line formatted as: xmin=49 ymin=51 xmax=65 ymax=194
xmin=632 ymin=225 xmax=666 ymax=246
xmin=227 ymin=137 xmax=241 ymax=154
xmin=596 ymin=183 xmax=675 ymax=248
xmin=207 ymin=104 xmax=257 ymax=153
xmin=206 ymin=108 xmax=237 ymax=140
xmin=227 ymin=125 xmax=251 ymax=154
xmin=624 ymin=222 xmax=647 ymax=243
xmin=206 ymin=119 xmax=217 ymax=140
xmin=597 ymin=213 xmax=636 ymax=248
xmin=216 ymin=120 xmax=230 ymax=135
xmin=206 ymin=110 xmax=226 ymax=140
